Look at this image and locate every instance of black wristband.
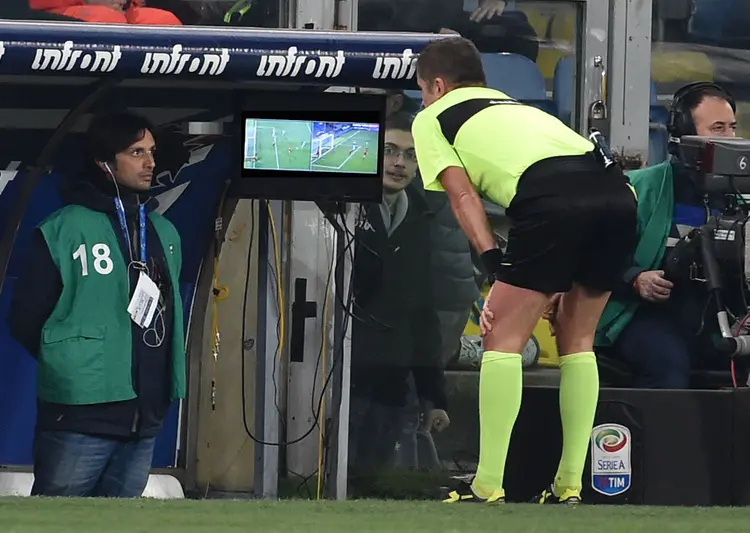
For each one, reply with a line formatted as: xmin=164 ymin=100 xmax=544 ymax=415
xmin=480 ymin=248 xmax=505 ymax=277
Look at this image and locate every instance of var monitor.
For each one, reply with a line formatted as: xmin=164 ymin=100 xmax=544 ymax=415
xmin=236 ymin=92 xmax=386 ymax=202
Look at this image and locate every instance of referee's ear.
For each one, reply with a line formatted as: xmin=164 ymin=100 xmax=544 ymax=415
xmin=432 ymin=77 xmax=449 ymax=99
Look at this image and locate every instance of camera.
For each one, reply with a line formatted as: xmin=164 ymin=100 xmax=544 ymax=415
xmin=678 ymin=136 xmax=750 ymax=195
xmin=668 ymin=136 xmax=750 ymax=357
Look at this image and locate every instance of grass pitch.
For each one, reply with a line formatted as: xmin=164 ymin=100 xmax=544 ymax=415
xmin=1 ymin=497 xmax=748 ymax=533
xmin=244 ymin=119 xmax=312 ymax=171
xmin=310 ymin=128 xmax=379 ymax=174
xmin=243 ymin=120 xmax=378 ymax=174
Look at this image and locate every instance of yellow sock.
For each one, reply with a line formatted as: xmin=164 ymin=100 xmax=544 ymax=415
xmin=554 ymin=351 xmax=599 ymax=494
xmin=471 ymin=351 xmax=522 ymax=498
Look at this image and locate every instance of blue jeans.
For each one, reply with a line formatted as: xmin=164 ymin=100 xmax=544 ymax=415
xmin=31 ymin=431 xmax=156 ymax=497
xmin=613 ymin=305 xmax=692 ymax=388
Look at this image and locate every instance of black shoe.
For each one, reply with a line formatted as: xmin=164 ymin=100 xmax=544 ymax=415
xmin=442 ymin=480 xmax=505 ymax=504
xmin=531 ymin=484 xmax=581 ymax=505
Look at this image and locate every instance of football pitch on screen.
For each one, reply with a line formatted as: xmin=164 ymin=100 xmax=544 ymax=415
xmin=311 ymin=128 xmax=379 ymax=173
xmin=244 ymin=119 xmax=313 ymax=171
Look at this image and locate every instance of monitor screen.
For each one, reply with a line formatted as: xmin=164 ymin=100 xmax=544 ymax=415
xmin=236 ymin=92 xmax=386 ymax=202
xmin=243 ymin=119 xmax=380 ymax=174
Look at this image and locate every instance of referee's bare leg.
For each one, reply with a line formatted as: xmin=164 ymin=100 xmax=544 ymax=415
xmin=468 ymin=282 xmax=552 ymax=501
xmin=473 ymin=283 xmax=607 ymax=502
xmin=547 ymin=284 xmax=609 ymax=500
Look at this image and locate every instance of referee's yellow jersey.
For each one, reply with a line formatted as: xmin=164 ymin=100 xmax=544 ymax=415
xmin=412 ymin=86 xmax=594 ymax=208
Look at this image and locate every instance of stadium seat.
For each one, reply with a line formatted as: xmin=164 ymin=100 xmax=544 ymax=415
xmin=482 ymin=52 xmax=546 ymax=101
xmin=649 ymin=108 xmax=669 ymax=165
xmin=481 ymin=53 xmax=554 ymax=115
xmin=402 ymin=56 xmax=552 ymax=115
xmin=688 ymin=0 xmax=750 ymax=44
xmin=553 ymin=54 xmax=575 ymax=125
xmin=529 ymin=99 xmax=558 ymax=117
xmin=649 ymin=81 xmax=669 ymax=165
xmin=687 ymin=0 xmax=750 ymax=45
xmin=687 ymin=0 xmax=724 ymax=42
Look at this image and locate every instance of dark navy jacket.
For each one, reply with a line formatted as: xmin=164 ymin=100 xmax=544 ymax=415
xmin=7 ymin=172 xmax=175 ymax=438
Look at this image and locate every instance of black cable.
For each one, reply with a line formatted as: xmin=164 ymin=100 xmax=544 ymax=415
xmin=310 ymin=246 xmax=337 ymax=422
xmin=316 ymin=210 xmax=356 ymax=493
xmin=336 ymin=204 xmax=393 ymax=331
xmin=239 ymin=203 xmax=355 ymax=448
xmin=734 ymin=210 xmax=750 ymax=314
xmin=723 ymin=184 xmax=750 ymax=314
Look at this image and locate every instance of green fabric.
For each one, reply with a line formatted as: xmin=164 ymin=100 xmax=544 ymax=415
xmin=472 ymin=351 xmax=522 ymax=497
xmin=38 ymin=205 xmax=186 ymax=405
xmin=555 ymin=352 xmax=599 ymax=493
xmin=596 ymin=161 xmax=675 ymax=346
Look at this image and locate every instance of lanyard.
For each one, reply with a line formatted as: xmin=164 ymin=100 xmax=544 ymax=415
xmin=114 ymin=198 xmax=147 ymax=264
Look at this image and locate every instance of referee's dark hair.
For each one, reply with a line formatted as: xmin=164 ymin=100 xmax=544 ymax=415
xmin=416 ymin=37 xmax=486 ymax=89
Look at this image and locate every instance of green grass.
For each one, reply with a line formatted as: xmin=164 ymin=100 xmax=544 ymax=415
xmin=1 ymin=497 xmax=749 ymax=533
xmin=311 ymin=128 xmax=379 ymax=174
xmin=243 ymin=121 xmax=378 ymax=174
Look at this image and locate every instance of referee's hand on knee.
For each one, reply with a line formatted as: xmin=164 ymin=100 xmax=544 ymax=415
xmin=542 ymin=293 xmax=562 ymax=337
xmin=480 ymin=306 xmax=494 ymax=336
xmin=480 ymin=287 xmax=495 ymax=336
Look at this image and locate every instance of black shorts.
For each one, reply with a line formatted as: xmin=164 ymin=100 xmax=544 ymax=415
xmin=496 ymin=153 xmax=638 ymax=294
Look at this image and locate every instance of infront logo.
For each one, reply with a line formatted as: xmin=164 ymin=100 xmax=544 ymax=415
xmin=371 ymin=49 xmax=416 ymax=80
xmin=141 ymin=45 xmax=230 ymax=76
xmin=256 ymin=47 xmax=346 ymax=79
xmin=32 ymin=41 xmax=121 ymax=73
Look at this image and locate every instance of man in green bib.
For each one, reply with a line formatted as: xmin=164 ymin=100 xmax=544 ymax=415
xmin=411 ymin=37 xmax=637 ymax=504
xmin=7 ymin=112 xmax=185 ymax=497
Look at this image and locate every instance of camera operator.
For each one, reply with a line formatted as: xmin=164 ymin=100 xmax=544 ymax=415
xmin=596 ymin=82 xmax=738 ymax=388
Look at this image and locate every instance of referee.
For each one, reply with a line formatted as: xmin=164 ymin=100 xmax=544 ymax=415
xmin=411 ymin=37 xmax=637 ymax=505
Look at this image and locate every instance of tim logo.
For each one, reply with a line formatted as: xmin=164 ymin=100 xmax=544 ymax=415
xmin=141 ymin=45 xmax=230 ymax=76
xmin=590 ymin=423 xmax=632 ymax=497
xmin=32 ymin=41 xmax=121 ymax=73
xmin=0 ymin=41 xmax=5 ymax=62
xmin=371 ymin=49 xmax=416 ymax=80
xmin=256 ymin=47 xmax=345 ymax=79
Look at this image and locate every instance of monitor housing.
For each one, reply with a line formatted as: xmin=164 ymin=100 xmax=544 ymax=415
xmin=234 ymin=91 xmax=386 ymax=202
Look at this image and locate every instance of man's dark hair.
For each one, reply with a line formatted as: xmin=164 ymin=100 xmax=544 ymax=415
xmin=87 ymin=112 xmax=155 ymax=164
xmin=416 ymin=37 xmax=486 ymax=88
xmin=683 ymin=86 xmax=735 ymax=116
xmin=385 ymin=111 xmax=414 ymax=133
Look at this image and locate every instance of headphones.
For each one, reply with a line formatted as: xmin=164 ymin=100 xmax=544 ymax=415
xmin=667 ymin=81 xmax=736 ymax=139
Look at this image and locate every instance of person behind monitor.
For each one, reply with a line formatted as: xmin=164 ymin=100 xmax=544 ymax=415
xmin=348 ymin=111 xmax=449 ymax=470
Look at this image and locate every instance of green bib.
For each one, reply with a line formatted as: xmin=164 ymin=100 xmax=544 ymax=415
xmin=37 ymin=205 xmax=186 ymax=405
